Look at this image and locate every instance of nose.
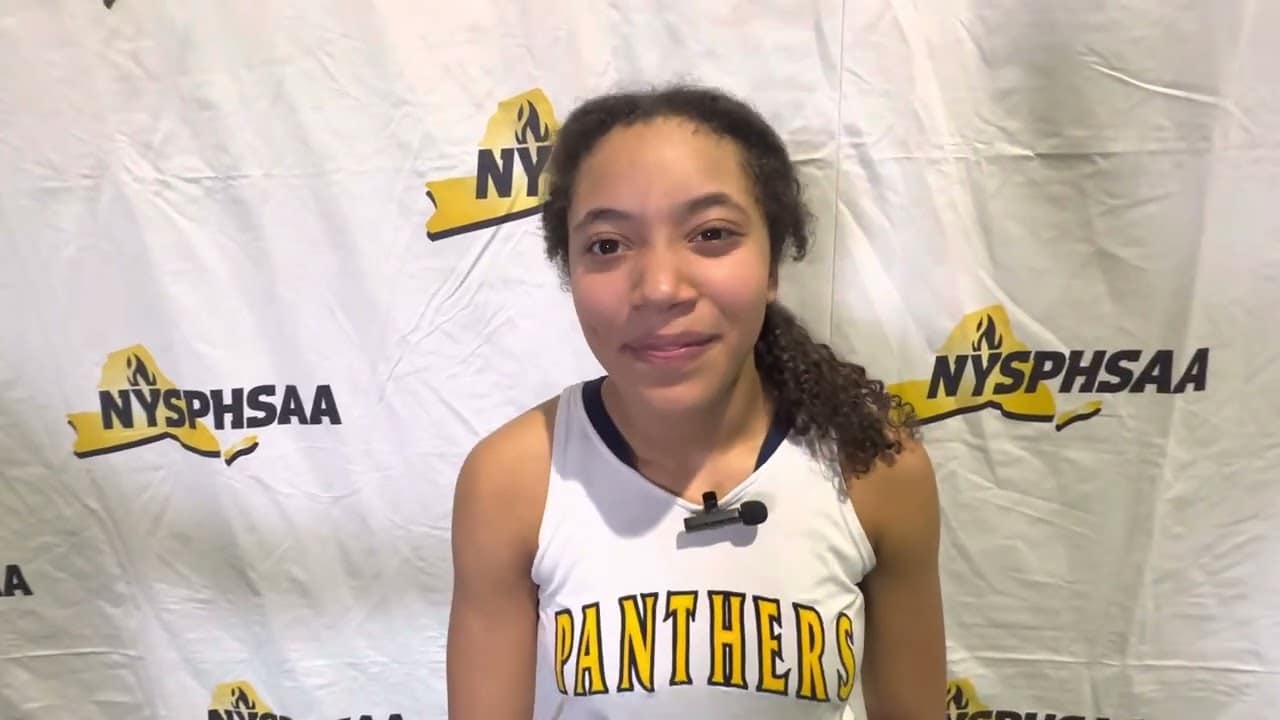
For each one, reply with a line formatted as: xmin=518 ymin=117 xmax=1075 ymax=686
xmin=630 ymin=242 xmax=695 ymax=309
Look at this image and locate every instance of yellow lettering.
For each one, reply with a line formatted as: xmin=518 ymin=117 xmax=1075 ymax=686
xmin=664 ymin=591 xmax=698 ymax=686
xmin=753 ymin=596 xmax=789 ymax=695
xmin=794 ymin=604 xmax=829 ymax=701
xmin=574 ymin=602 xmax=607 ymax=695
xmin=617 ymin=593 xmax=658 ymax=693
xmin=554 ymin=609 xmax=574 ymax=695
xmin=707 ymin=591 xmax=748 ymax=689
xmin=836 ymin=611 xmax=857 ymax=701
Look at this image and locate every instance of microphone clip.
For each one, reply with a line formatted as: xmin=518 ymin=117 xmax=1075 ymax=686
xmin=682 ymin=491 xmax=769 ymax=534
xmin=701 ymin=490 xmax=719 ymax=514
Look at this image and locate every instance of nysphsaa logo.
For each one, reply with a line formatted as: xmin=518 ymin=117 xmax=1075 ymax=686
xmin=67 ymin=345 xmax=341 ymax=466
xmin=206 ymin=681 xmax=404 ymax=720
xmin=424 ymin=88 xmax=560 ymax=240
xmin=890 ymin=305 xmax=1208 ymax=432
xmin=946 ymin=677 xmax=1138 ymax=720
xmin=207 ymin=681 xmax=292 ymax=720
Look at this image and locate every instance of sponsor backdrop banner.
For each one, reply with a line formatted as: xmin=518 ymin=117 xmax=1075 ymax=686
xmin=1 ymin=1 xmax=1277 ymax=719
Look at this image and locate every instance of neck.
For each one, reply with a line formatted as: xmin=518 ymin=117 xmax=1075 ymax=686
xmin=601 ymin=362 xmax=772 ymax=476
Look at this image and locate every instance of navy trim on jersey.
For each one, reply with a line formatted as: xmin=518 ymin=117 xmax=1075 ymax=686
xmin=581 ymin=376 xmax=791 ymax=472
xmin=582 ymin=376 xmax=638 ymax=468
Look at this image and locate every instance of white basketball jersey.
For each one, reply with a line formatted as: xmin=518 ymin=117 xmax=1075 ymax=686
xmin=530 ymin=378 xmax=877 ymax=719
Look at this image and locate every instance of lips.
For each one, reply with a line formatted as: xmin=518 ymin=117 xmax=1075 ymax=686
xmin=625 ymin=332 xmax=716 ymax=352
xmin=623 ymin=332 xmax=718 ymax=367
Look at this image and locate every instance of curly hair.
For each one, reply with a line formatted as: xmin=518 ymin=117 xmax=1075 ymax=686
xmin=540 ymin=83 xmax=918 ymax=478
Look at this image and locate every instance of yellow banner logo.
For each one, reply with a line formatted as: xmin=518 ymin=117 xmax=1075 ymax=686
xmin=425 ymin=88 xmax=560 ymax=240
xmin=67 ymin=345 xmax=340 ymax=466
xmin=889 ymin=305 xmax=1207 ymax=431
xmin=947 ymin=678 xmax=992 ymax=714
xmin=208 ymin=680 xmax=292 ymax=720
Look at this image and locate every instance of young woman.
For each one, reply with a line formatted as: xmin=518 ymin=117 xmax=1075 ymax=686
xmin=447 ymin=84 xmax=946 ymax=719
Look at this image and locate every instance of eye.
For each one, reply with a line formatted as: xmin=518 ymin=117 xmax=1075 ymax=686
xmin=587 ymin=238 xmax=623 ymax=255
xmin=694 ymin=227 xmax=737 ymax=243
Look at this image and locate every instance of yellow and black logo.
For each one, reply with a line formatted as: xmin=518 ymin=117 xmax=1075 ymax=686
xmin=424 ymin=88 xmax=560 ymax=240
xmin=2 ymin=564 xmax=33 ymax=598
xmin=947 ymin=678 xmax=991 ymax=717
xmin=946 ymin=677 xmax=1136 ymax=720
xmin=889 ymin=305 xmax=1208 ymax=431
xmin=67 ymin=345 xmax=341 ymax=466
xmin=207 ymin=681 xmax=292 ymax=720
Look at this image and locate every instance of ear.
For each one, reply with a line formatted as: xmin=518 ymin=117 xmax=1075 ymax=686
xmin=767 ymin=271 xmax=779 ymax=303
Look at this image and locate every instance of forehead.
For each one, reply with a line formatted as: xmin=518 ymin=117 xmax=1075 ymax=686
xmin=569 ymin=118 xmax=758 ymax=218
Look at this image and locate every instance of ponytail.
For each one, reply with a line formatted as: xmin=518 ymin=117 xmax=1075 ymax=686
xmin=754 ymin=302 xmax=918 ymax=478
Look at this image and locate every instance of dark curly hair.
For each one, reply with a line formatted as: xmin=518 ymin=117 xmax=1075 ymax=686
xmin=540 ymin=83 xmax=918 ymax=478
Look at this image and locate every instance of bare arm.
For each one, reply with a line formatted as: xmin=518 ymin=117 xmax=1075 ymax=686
xmin=447 ymin=403 xmax=554 ymax=719
xmin=855 ymin=438 xmax=948 ymax=720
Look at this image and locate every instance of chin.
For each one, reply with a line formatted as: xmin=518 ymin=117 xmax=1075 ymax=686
xmin=610 ymin=365 xmax=726 ymax=414
xmin=633 ymin=381 xmax=711 ymax=413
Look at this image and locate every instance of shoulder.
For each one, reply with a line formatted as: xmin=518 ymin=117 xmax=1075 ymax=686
xmin=846 ymin=432 xmax=940 ymax=564
xmin=451 ymin=394 xmax=561 ymax=560
xmin=459 ymin=394 xmax=560 ymax=484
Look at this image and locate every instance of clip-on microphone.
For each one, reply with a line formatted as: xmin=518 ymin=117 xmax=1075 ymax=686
xmin=683 ymin=491 xmax=769 ymax=533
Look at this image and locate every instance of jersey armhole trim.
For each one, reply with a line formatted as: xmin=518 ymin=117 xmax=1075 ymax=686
xmin=845 ymin=497 xmax=878 ymax=575
xmin=529 ymin=384 xmax=577 ymax=587
xmin=827 ymin=450 xmax=878 ymax=576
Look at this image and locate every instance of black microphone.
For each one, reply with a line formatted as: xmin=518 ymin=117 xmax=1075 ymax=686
xmin=683 ymin=491 xmax=769 ymax=533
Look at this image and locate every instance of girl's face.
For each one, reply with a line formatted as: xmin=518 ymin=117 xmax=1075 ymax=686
xmin=566 ymin=117 xmax=776 ymax=413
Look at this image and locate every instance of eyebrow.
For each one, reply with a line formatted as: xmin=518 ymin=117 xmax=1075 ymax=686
xmin=570 ymin=191 xmax=750 ymax=234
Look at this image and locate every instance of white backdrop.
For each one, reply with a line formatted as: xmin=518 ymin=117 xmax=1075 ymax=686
xmin=2 ymin=1 xmax=1278 ymax=719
